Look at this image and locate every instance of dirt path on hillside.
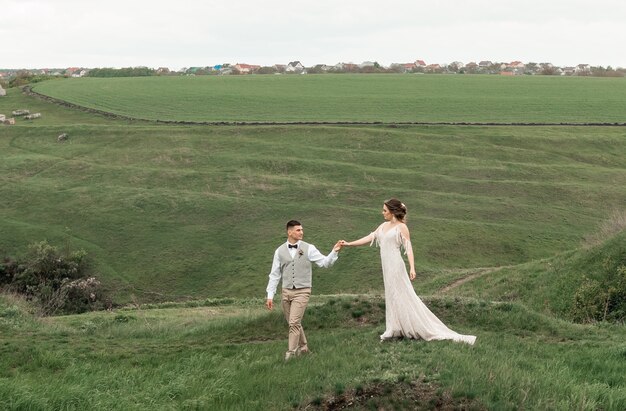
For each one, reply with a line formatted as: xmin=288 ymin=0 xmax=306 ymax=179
xmin=439 ymin=266 xmax=511 ymax=293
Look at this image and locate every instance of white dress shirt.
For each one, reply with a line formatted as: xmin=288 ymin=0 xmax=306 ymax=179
xmin=266 ymin=241 xmax=338 ymax=299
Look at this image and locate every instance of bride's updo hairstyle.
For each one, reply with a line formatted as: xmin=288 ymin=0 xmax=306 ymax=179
xmin=384 ymin=198 xmax=407 ymax=222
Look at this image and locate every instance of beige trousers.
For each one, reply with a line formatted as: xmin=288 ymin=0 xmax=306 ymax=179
xmin=281 ymin=287 xmax=311 ymax=354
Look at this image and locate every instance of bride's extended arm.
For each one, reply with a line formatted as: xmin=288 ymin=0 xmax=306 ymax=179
xmin=342 ymin=224 xmax=383 ymax=247
xmin=342 ymin=233 xmax=374 ymax=247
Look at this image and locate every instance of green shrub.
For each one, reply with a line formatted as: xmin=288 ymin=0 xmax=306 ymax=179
xmin=572 ymin=256 xmax=626 ymax=323
xmin=0 ymin=258 xmax=20 ymax=285
xmin=2 ymin=241 xmax=108 ymax=315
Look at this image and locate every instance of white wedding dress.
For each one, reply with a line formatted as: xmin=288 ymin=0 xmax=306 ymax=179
xmin=372 ymin=225 xmax=476 ymax=345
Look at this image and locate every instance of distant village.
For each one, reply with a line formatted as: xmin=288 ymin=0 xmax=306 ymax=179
xmin=1 ymin=59 xmax=625 ymax=81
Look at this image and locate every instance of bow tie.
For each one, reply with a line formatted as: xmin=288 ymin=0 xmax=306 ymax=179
xmin=288 ymin=244 xmax=298 ymax=249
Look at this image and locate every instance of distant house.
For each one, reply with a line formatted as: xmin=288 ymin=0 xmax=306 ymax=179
xmin=562 ymin=67 xmax=576 ymax=75
xmin=67 ymin=67 xmax=88 ymax=77
xmin=233 ymin=63 xmax=261 ymax=74
xmin=358 ymin=61 xmax=376 ymax=69
xmin=389 ymin=63 xmax=409 ymax=73
xmin=402 ymin=63 xmax=415 ymax=70
xmin=508 ymin=61 xmax=525 ymax=69
xmin=426 ymin=63 xmax=442 ymax=73
xmin=414 ymin=60 xmax=426 ymax=67
xmin=576 ymin=64 xmax=591 ymax=73
xmin=286 ymin=61 xmax=305 ymax=72
xmin=65 ymin=67 xmax=79 ymax=77
xmin=479 ymin=61 xmax=493 ymax=68
xmin=465 ymin=62 xmax=479 ymax=71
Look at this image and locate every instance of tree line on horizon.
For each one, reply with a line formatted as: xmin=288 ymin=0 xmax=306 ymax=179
xmin=2 ymin=61 xmax=625 ymax=87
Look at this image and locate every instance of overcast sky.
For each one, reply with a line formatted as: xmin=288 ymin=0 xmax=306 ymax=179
xmin=3 ymin=0 xmax=625 ymax=69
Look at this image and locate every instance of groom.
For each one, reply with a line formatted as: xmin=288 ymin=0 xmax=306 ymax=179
xmin=265 ymin=220 xmax=342 ymax=360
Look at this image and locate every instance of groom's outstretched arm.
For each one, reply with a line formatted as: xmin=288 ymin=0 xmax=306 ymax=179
xmin=308 ymin=243 xmax=340 ymax=268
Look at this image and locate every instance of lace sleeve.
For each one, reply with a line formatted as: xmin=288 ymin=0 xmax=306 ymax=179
xmin=398 ymin=231 xmax=411 ymax=255
xmin=369 ymin=230 xmax=379 ymax=248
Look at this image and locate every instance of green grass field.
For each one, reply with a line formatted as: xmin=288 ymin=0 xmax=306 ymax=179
xmin=1 ymin=76 xmax=626 ymax=409
xmin=2 ymin=104 xmax=625 ymax=301
xmin=32 ymin=74 xmax=626 ymax=123
xmin=2 ymin=286 xmax=625 ymax=410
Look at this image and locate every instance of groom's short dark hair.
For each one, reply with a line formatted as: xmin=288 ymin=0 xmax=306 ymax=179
xmin=286 ymin=220 xmax=301 ymax=230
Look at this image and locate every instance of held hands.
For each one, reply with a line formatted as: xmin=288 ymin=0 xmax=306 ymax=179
xmin=333 ymin=240 xmax=344 ymax=252
xmin=333 ymin=240 xmax=351 ymax=252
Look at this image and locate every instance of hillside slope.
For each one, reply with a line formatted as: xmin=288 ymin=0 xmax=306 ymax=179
xmin=2 ymin=87 xmax=626 ymax=304
xmin=448 ymin=229 xmax=626 ymax=322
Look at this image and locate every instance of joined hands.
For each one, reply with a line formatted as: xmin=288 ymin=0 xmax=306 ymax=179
xmin=333 ymin=240 xmax=349 ymax=252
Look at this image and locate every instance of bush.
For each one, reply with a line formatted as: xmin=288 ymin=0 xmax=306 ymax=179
xmin=572 ymin=257 xmax=626 ymax=323
xmin=87 ymin=67 xmax=156 ymax=77
xmin=0 ymin=257 xmax=20 ymax=285
xmin=2 ymin=241 xmax=108 ymax=315
xmin=8 ymin=71 xmax=52 ymax=87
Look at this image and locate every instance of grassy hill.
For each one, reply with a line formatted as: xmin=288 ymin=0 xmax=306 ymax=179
xmin=1 ymin=289 xmax=625 ymax=410
xmin=31 ymin=74 xmax=626 ymax=123
xmin=1 ymin=77 xmax=625 ymax=410
xmin=447 ymin=228 xmax=626 ymax=322
xmin=2 ymin=85 xmax=626 ymax=303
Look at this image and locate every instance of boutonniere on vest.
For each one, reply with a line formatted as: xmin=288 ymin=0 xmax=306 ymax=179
xmin=298 ymin=249 xmax=304 ymax=257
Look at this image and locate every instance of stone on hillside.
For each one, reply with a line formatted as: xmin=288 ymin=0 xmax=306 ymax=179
xmin=0 ymin=114 xmax=5 ymax=122
xmin=0 ymin=85 xmax=6 ymax=96
xmin=12 ymin=109 xmax=30 ymax=116
xmin=24 ymin=113 xmax=41 ymax=120
xmin=57 ymin=133 xmax=69 ymax=142
xmin=2 ymin=118 xmax=16 ymax=125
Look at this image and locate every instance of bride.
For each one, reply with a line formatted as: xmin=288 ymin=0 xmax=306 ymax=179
xmin=341 ymin=199 xmax=476 ymax=345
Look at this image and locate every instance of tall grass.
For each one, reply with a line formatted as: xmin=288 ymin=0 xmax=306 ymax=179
xmin=583 ymin=209 xmax=626 ymax=248
xmin=1 ymin=295 xmax=624 ymax=410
